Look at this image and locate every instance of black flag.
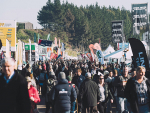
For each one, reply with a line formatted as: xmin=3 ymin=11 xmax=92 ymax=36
xmin=129 ymin=38 xmax=149 ymax=70
xmin=0 ymin=39 xmax=2 ymax=50
xmin=38 ymin=39 xmax=53 ymax=46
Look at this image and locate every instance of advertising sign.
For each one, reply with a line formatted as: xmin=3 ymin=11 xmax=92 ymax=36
xmin=112 ymin=20 xmax=124 ymax=43
xmin=0 ymin=20 xmax=16 ymax=51
xmin=132 ymin=3 xmax=148 ymax=35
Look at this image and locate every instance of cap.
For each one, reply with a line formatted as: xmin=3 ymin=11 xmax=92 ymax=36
xmin=85 ymin=72 xmax=91 ymax=78
xmin=58 ymin=72 xmax=66 ymax=80
xmin=104 ymin=70 xmax=109 ymax=76
xmin=66 ymin=76 xmax=72 ymax=81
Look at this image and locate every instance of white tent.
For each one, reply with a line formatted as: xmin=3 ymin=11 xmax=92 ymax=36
xmin=103 ymin=45 xmax=115 ymax=56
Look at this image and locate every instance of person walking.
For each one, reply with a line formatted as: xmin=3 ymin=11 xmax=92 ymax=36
xmin=97 ymin=74 xmax=113 ymax=113
xmin=51 ymin=72 xmax=77 ymax=113
xmin=125 ymin=66 xmax=150 ymax=113
xmin=0 ymin=57 xmax=31 ymax=113
xmin=26 ymin=77 xmax=40 ymax=113
xmin=113 ymin=66 xmax=130 ymax=113
xmin=79 ymin=72 xmax=100 ymax=113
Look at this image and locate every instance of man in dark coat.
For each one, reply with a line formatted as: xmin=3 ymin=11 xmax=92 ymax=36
xmin=79 ymin=72 xmax=100 ymax=113
xmin=51 ymin=72 xmax=77 ymax=113
xmin=0 ymin=57 xmax=31 ymax=113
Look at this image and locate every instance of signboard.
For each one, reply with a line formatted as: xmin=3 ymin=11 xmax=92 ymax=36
xmin=0 ymin=20 xmax=16 ymax=51
xmin=132 ymin=3 xmax=148 ymax=35
xmin=38 ymin=46 xmax=47 ymax=55
xmin=29 ymin=52 xmax=35 ymax=61
xmin=112 ymin=20 xmax=124 ymax=43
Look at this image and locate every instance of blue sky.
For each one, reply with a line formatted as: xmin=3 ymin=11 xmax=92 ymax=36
xmin=0 ymin=0 xmax=149 ymax=29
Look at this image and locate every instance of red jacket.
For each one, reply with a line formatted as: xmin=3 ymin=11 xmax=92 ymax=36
xmin=28 ymin=85 xmax=40 ymax=113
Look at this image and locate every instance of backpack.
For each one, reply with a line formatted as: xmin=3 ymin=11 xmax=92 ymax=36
xmin=46 ymin=78 xmax=54 ymax=94
xmin=39 ymin=73 xmax=46 ymax=83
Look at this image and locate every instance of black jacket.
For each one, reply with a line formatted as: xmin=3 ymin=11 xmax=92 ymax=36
xmin=51 ymin=79 xmax=77 ymax=112
xmin=72 ymin=75 xmax=85 ymax=90
xmin=79 ymin=78 xmax=100 ymax=107
xmin=113 ymin=75 xmax=130 ymax=98
xmin=124 ymin=77 xmax=150 ymax=113
xmin=0 ymin=70 xmax=31 ymax=113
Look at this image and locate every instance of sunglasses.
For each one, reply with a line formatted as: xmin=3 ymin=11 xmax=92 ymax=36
xmin=99 ymin=78 xmax=104 ymax=80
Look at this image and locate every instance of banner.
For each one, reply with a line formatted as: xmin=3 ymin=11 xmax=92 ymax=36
xmin=34 ymin=33 xmax=36 ymax=42
xmin=38 ymin=39 xmax=53 ymax=46
xmin=61 ymin=43 xmax=65 ymax=51
xmin=129 ymin=38 xmax=149 ymax=70
xmin=132 ymin=3 xmax=148 ymax=35
xmin=112 ymin=20 xmax=124 ymax=43
xmin=94 ymin=43 xmax=101 ymax=50
xmin=0 ymin=39 xmax=2 ymax=50
xmin=86 ymin=53 xmax=93 ymax=62
xmin=47 ymin=34 xmax=50 ymax=40
xmin=55 ymin=37 xmax=57 ymax=46
xmin=56 ymin=54 xmax=62 ymax=60
xmin=50 ymin=53 xmax=55 ymax=60
xmin=96 ymin=50 xmax=104 ymax=64
xmin=89 ymin=44 xmax=96 ymax=61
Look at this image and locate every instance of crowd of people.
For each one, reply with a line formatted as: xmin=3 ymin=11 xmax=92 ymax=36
xmin=0 ymin=57 xmax=150 ymax=113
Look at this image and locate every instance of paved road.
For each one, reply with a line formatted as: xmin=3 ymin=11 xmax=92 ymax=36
xmin=37 ymin=94 xmax=117 ymax=113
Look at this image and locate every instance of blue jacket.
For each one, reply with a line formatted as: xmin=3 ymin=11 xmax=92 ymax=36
xmin=51 ymin=79 xmax=77 ymax=112
xmin=72 ymin=75 xmax=85 ymax=89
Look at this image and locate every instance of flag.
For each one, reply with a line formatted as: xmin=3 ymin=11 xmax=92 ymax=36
xmin=34 ymin=33 xmax=36 ymax=42
xmin=94 ymin=43 xmax=101 ymax=51
xmin=59 ymin=39 xmax=60 ymax=48
xmin=38 ymin=34 xmax=40 ymax=43
xmin=61 ymin=43 xmax=65 ymax=51
xmin=96 ymin=50 xmax=104 ymax=64
xmin=0 ymin=39 xmax=2 ymax=50
xmin=129 ymin=38 xmax=149 ymax=70
xmin=55 ymin=37 xmax=57 ymax=46
xmin=47 ymin=34 xmax=50 ymax=40
xmin=38 ymin=39 xmax=53 ymax=46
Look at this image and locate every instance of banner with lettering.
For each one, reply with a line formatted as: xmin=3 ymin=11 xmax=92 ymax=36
xmin=132 ymin=3 xmax=148 ymax=35
xmin=111 ymin=20 xmax=124 ymax=43
xmin=129 ymin=38 xmax=149 ymax=70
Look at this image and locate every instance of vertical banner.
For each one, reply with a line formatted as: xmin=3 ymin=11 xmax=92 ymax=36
xmin=132 ymin=3 xmax=148 ymax=35
xmin=29 ymin=39 xmax=31 ymax=62
xmin=112 ymin=20 xmax=124 ymax=43
xmin=129 ymin=38 xmax=149 ymax=70
xmin=61 ymin=43 xmax=65 ymax=52
xmin=22 ymin=42 xmax=26 ymax=64
xmin=17 ymin=40 xmax=23 ymax=70
xmin=34 ymin=33 xmax=36 ymax=42
xmin=6 ymin=39 xmax=10 ymax=57
xmin=89 ymin=44 xmax=95 ymax=62
xmin=55 ymin=37 xmax=57 ymax=46
xmin=47 ymin=33 xmax=50 ymax=40
xmin=96 ymin=50 xmax=104 ymax=64
xmin=59 ymin=39 xmax=60 ymax=48
xmin=38 ymin=34 xmax=40 ymax=43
